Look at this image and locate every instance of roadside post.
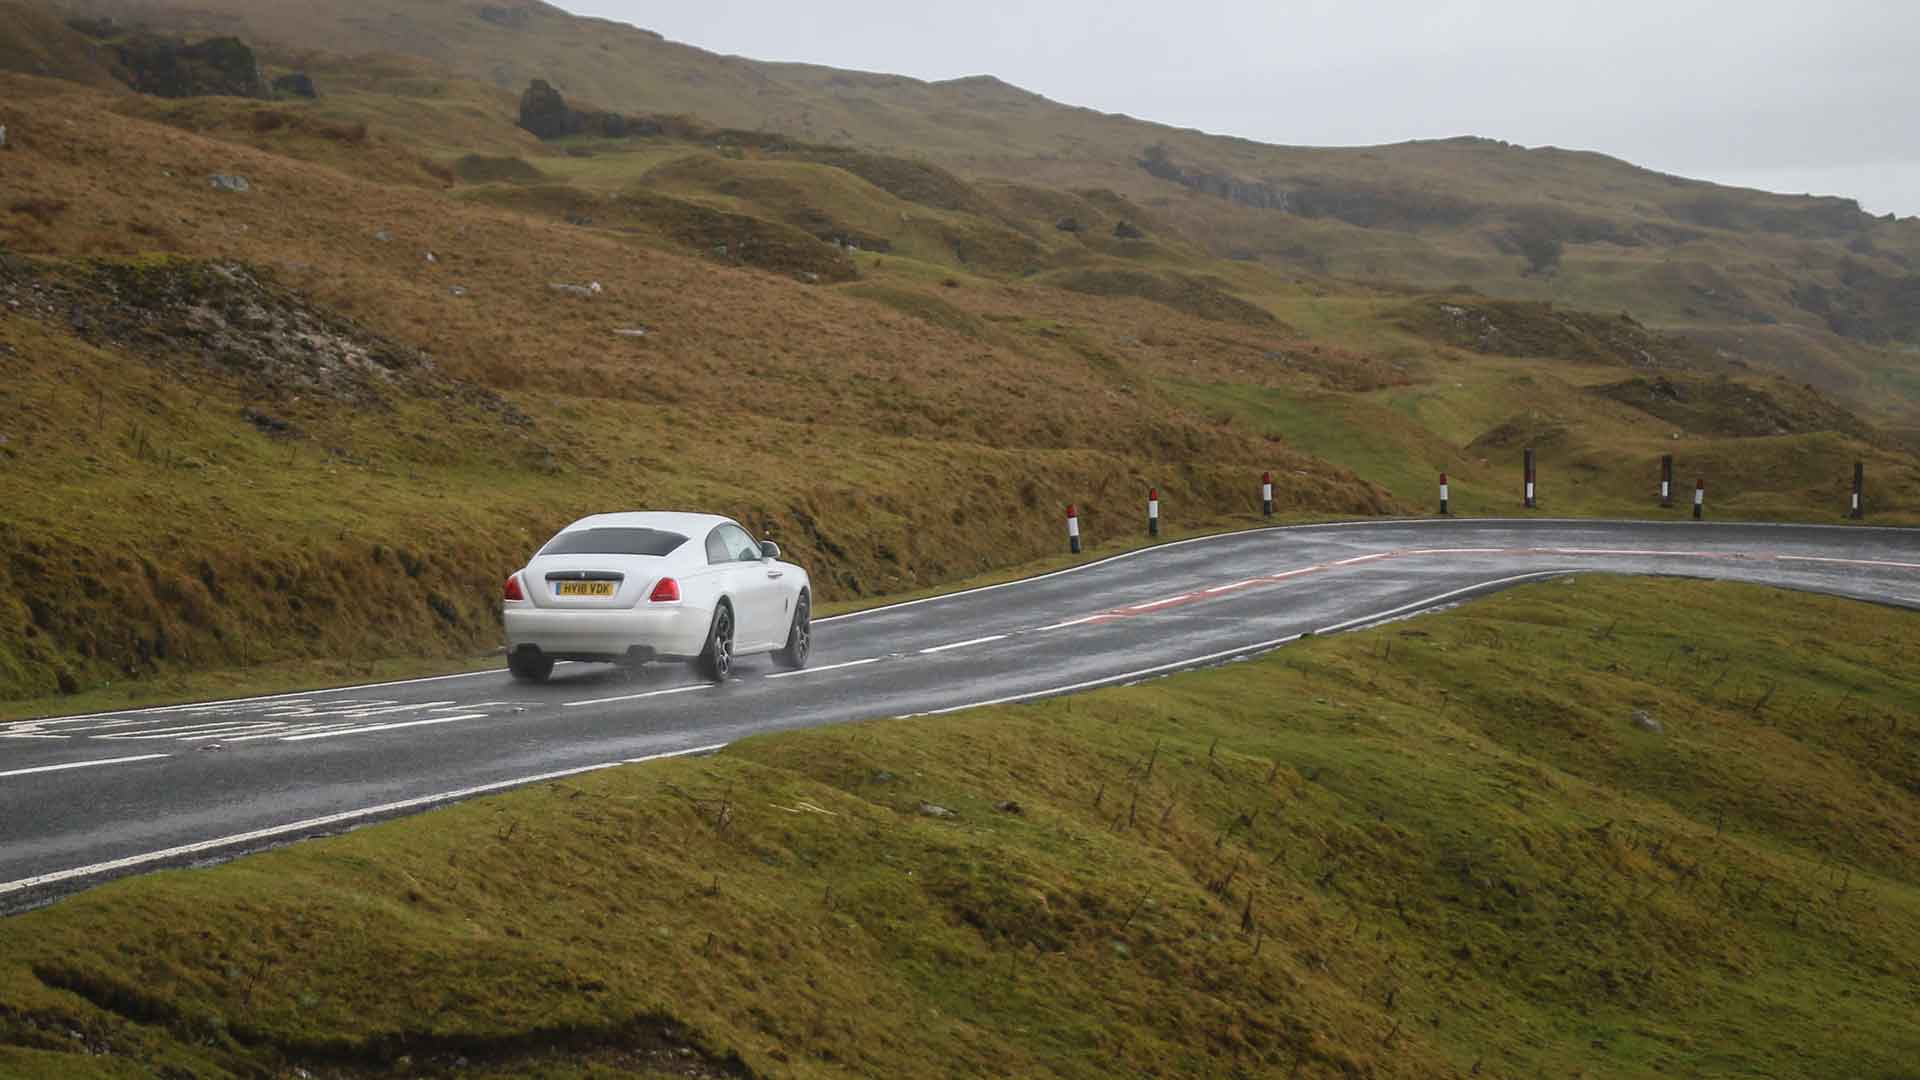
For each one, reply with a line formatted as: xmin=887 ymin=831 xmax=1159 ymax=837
xmin=1261 ymin=472 xmax=1274 ymax=518
xmin=1147 ymin=488 xmax=1160 ymax=537
xmin=1852 ymin=461 xmax=1865 ymax=520
xmin=1694 ymin=478 xmax=1705 ymax=520
xmin=1067 ymin=504 xmax=1082 ymax=554
xmin=1661 ymin=454 xmax=1674 ymax=508
xmin=1524 ymin=448 xmax=1537 ymax=509
xmin=1438 ymin=473 xmax=1450 ymax=516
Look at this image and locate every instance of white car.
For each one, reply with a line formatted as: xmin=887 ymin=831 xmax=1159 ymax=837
xmin=501 ymin=511 xmax=811 ymax=682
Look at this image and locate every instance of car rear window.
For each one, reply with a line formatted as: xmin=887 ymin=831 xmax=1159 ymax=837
xmin=540 ymin=528 xmax=688 ymax=557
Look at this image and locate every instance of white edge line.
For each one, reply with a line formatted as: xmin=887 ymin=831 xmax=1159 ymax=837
xmin=563 ymin=683 xmax=715 ymax=709
xmin=763 ymin=656 xmax=883 ymax=680
xmin=279 ymin=714 xmax=486 ymax=742
xmin=0 ymin=754 xmax=171 ymax=779
xmin=1314 ymin=572 xmax=1569 ymax=636
xmin=0 ymin=744 xmax=728 ymax=896
xmin=923 ymin=634 xmax=1304 ymax=715
xmin=918 ymin=634 xmax=1009 ymax=655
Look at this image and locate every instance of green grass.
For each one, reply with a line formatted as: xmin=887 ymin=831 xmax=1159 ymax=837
xmin=3 ymin=577 xmax=1916 ymax=1078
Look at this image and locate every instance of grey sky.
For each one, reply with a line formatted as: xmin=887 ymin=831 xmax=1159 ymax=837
xmin=557 ymin=1 xmax=1920 ymax=216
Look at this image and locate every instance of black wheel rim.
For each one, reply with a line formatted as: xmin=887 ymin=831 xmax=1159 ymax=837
xmin=713 ymin=608 xmax=732 ymax=678
xmin=793 ymin=595 xmax=811 ymax=662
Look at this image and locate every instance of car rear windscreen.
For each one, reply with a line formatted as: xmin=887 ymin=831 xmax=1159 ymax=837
xmin=540 ymin=528 xmax=688 ymax=557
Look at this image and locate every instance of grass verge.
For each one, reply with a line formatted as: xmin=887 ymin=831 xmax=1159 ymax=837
xmin=2 ymin=577 xmax=1916 ymax=1078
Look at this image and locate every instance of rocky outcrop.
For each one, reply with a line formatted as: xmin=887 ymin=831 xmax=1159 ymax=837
xmin=112 ymin=33 xmax=265 ymax=99
xmin=517 ymin=79 xmax=663 ymax=140
xmin=272 ymin=72 xmax=316 ymax=98
xmin=1138 ymin=143 xmax=1480 ymax=230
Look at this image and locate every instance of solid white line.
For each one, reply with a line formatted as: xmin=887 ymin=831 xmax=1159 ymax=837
xmin=563 ymin=683 xmax=714 ymax=708
xmin=279 ymin=714 xmax=487 ymax=742
xmin=1269 ymin=566 xmax=1322 ymax=580
xmin=1332 ymin=553 xmax=1395 ymax=566
xmin=763 ymin=657 xmax=883 ymax=680
xmin=921 ymin=634 xmax=1304 ymax=715
xmin=0 ymin=744 xmax=726 ymax=897
xmin=919 ymin=634 xmax=1009 ymax=654
xmin=1314 ymin=572 xmax=1568 ymax=635
xmin=0 ymin=754 xmax=170 ymax=779
xmin=1205 ymin=579 xmax=1264 ymax=594
xmin=1778 ymin=555 xmax=1920 ymax=570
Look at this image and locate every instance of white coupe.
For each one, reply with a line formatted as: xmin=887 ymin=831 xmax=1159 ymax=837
xmin=502 ymin=511 xmax=811 ymax=682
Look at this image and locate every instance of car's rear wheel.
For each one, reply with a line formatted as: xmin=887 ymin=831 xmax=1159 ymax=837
xmin=773 ymin=590 xmax=810 ymax=670
xmin=508 ymin=649 xmax=554 ymax=683
xmin=698 ymin=603 xmax=734 ymax=681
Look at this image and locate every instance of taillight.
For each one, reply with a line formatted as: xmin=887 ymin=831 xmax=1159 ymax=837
xmin=648 ymin=577 xmax=680 ymax=602
xmin=503 ymin=574 xmax=525 ymax=602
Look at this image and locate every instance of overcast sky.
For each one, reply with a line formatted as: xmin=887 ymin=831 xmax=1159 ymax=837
xmin=556 ymin=1 xmax=1920 ymax=217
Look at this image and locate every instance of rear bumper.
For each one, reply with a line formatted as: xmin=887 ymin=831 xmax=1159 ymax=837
xmin=504 ymin=603 xmax=711 ymax=662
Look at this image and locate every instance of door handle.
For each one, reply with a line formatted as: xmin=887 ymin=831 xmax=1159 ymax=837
xmin=766 ymin=570 xmax=784 ymax=579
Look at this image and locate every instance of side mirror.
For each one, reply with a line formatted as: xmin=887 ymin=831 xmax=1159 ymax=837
xmin=759 ymin=540 xmax=781 ymax=560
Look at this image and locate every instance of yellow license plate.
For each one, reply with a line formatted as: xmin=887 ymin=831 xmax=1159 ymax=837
xmin=555 ymin=581 xmax=616 ymax=598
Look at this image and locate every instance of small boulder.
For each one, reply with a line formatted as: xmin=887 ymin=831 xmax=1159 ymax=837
xmin=518 ymin=78 xmax=573 ymax=140
xmin=1113 ymin=220 xmax=1146 ymax=240
xmin=1630 ymin=709 xmax=1663 ymax=734
xmin=993 ymin=800 xmax=1023 ymax=815
xmin=1054 ymin=216 xmax=1082 ymax=233
xmin=272 ymin=73 xmax=317 ymax=99
xmin=208 ymin=173 xmax=250 ymax=193
xmin=916 ymin=803 xmax=957 ymax=819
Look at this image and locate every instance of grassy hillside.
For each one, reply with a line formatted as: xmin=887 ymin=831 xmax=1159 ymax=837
xmin=2 ymin=56 xmax=1915 ymax=705
xmin=3 ymin=577 xmax=1916 ymax=1078
xmin=38 ymin=0 xmax=1920 ymax=423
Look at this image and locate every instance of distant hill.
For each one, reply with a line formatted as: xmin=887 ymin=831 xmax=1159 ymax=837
xmin=36 ymin=0 xmax=1920 ymax=417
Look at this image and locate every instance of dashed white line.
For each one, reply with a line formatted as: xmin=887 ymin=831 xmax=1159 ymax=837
xmin=564 ymin=684 xmax=715 ymax=708
xmin=764 ymin=657 xmax=884 ymax=679
xmin=919 ymin=634 xmax=1009 ymax=654
xmin=1035 ymin=614 xmax=1105 ymax=632
xmin=1205 ymin=579 xmax=1264 ymax=594
xmin=1126 ymin=593 xmax=1194 ymax=611
xmin=0 ymin=754 xmax=171 ymax=779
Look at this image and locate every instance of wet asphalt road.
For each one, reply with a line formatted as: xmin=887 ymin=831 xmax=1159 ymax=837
xmin=4 ymin=517 xmax=1918 ymax=910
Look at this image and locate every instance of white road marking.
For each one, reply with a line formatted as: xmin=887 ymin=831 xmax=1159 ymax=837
xmin=1205 ymin=579 xmax=1264 ymax=594
xmin=919 ymin=634 xmax=1009 ymax=654
xmin=763 ymin=657 xmax=883 ymax=680
xmin=1034 ymin=614 xmax=1106 ymax=632
xmin=0 ymin=744 xmax=728 ymax=897
xmin=280 ymin=714 xmax=488 ymax=741
xmin=1779 ymin=555 xmax=1920 ymax=570
xmin=564 ymin=684 xmax=714 ymax=708
xmin=1331 ymin=553 xmax=1395 ymax=566
xmin=921 ymin=634 xmax=1305 ymax=715
xmin=0 ymin=754 xmax=170 ymax=779
xmin=1126 ymin=594 xmax=1194 ymax=611
xmin=1314 ymin=572 xmax=1568 ymax=635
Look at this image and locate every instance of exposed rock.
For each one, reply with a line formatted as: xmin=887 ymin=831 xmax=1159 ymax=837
xmin=611 ymin=326 xmax=648 ymax=337
xmin=517 ymin=79 xmax=572 ymax=140
xmin=1054 ymin=216 xmax=1082 ymax=233
xmin=916 ymin=803 xmax=957 ymax=819
xmin=272 ymin=73 xmax=317 ymax=99
xmin=372 ymin=229 xmax=393 ymax=243
xmin=548 ymin=280 xmax=603 ymax=298
xmin=207 ymin=173 xmax=250 ymax=193
xmin=1113 ymin=220 xmax=1146 ymax=240
xmin=114 ymin=33 xmax=267 ymax=99
xmin=1631 ymin=709 xmax=1664 ymax=734
xmin=993 ymin=800 xmax=1023 ymax=815
xmin=0 ymin=126 xmax=7 ymax=151
xmin=477 ymin=5 xmax=533 ymax=29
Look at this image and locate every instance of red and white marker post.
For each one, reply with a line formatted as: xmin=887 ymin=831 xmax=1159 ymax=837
xmin=1261 ymin=471 xmax=1274 ymax=518
xmin=1067 ymin=504 xmax=1082 ymax=554
xmin=1524 ymin=447 xmax=1537 ymax=509
xmin=1438 ymin=472 xmax=1450 ymax=516
xmin=1661 ymin=454 xmax=1674 ymax=509
xmin=1147 ymin=488 xmax=1160 ymax=537
xmin=1852 ymin=461 xmax=1865 ymax=520
xmin=1693 ymin=478 xmax=1705 ymax=520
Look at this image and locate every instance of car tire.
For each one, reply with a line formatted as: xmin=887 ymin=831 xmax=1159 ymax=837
xmin=698 ymin=602 xmax=734 ymax=682
xmin=508 ymin=650 xmax=554 ymax=683
xmin=773 ymin=590 xmax=810 ymax=670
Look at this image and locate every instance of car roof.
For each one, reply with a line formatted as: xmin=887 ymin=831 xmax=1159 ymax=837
xmin=561 ymin=511 xmax=737 ymax=536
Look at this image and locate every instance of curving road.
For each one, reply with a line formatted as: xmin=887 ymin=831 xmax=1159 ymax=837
xmin=4 ymin=517 xmax=1918 ymax=911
